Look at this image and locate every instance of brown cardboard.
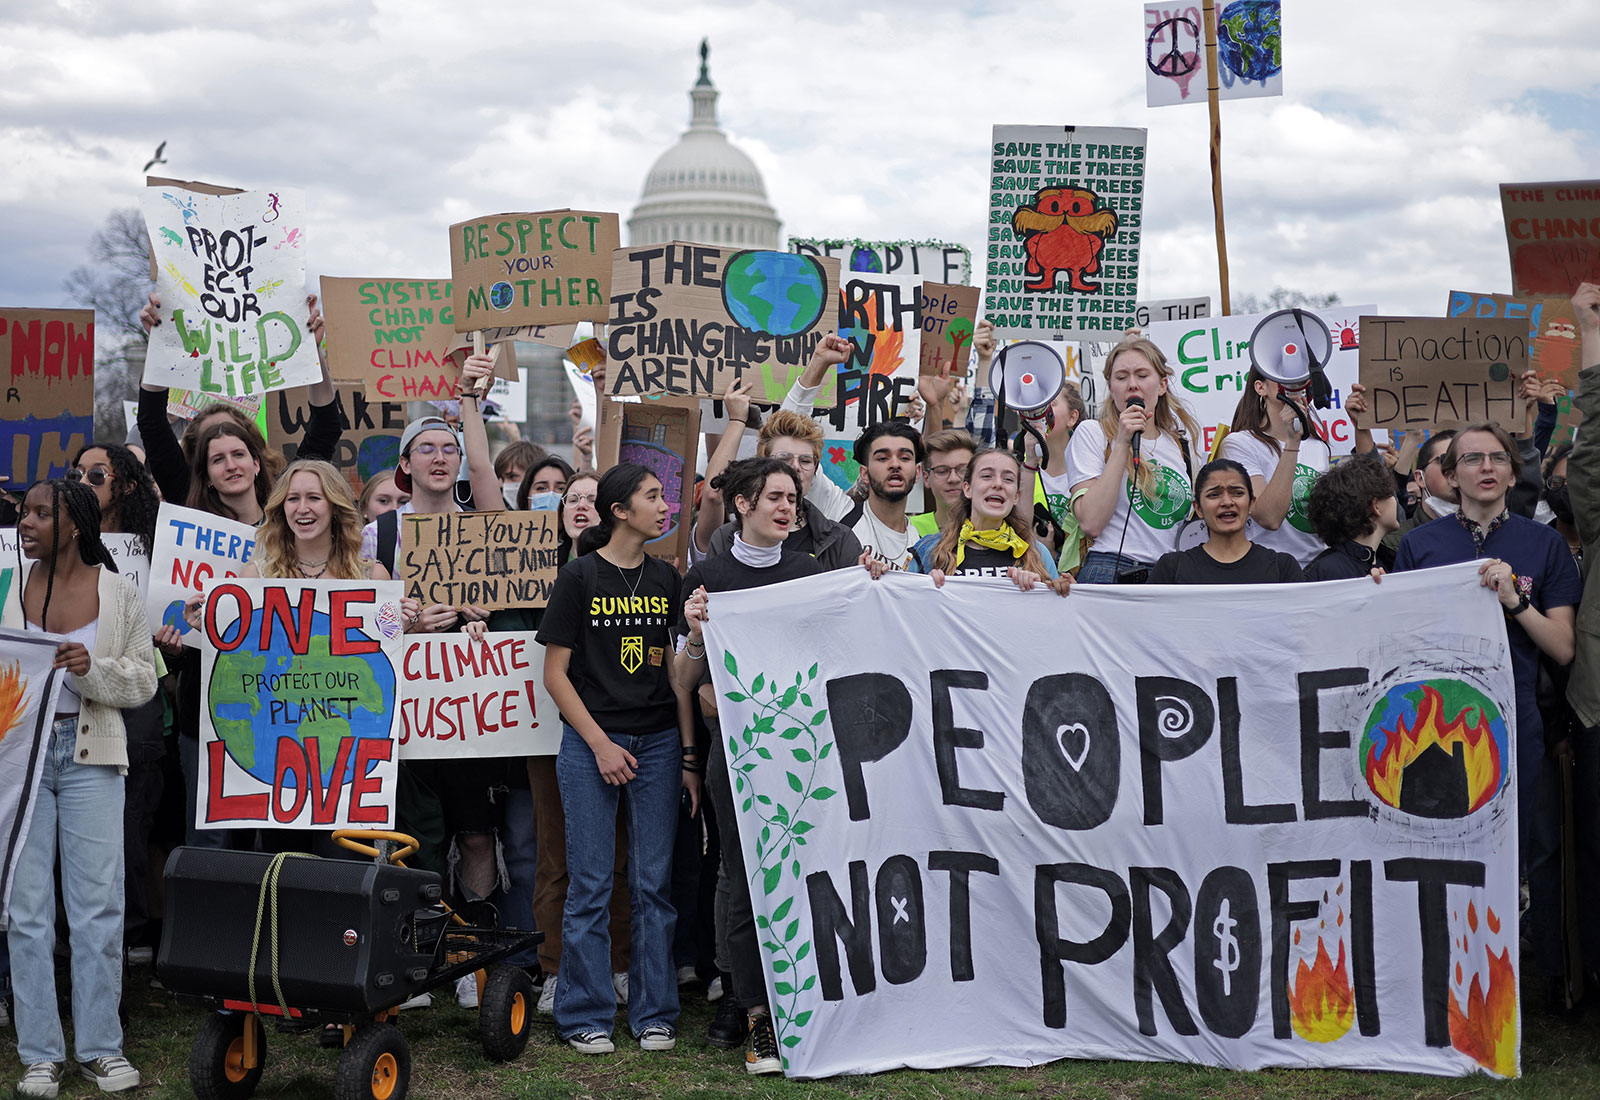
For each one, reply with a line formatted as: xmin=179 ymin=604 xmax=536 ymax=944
xmin=145 ymin=176 xmax=244 ymax=280
xmin=917 ymin=283 xmax=980 ymax=376
xmin=398 ymin=510 xmax=561 ymax=609
xmin=596 ymin=397 xmax=700 ymax=569
xmin=606 ymin=243 xmax=841 ymax=404
xmin=1500 ymin=181 xmax=1600 ymax=297
xmin=319 ymin=276 xmax=458 ymax=395
xmin=265 ymin=384 xmax=407 ymax=493
xmin=1446 ymin=289 xmax=1582 ymax=389
xmin=1357 ymin=316 xmax=1528 ymax=432
xmin=448 ymin=210 xmax=619 ymax=332
xmin=0 ymin=308 xmax=95 ymax=483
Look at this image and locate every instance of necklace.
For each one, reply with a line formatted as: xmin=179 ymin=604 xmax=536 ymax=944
xmin=610 ymin=555 xmax=646 ymax=599
xmin=298 ymin=558 xmax=329 ymax=579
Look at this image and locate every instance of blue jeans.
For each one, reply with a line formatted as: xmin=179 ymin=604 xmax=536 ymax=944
xmin=554 ymin=725 xmax=680 ymax=1038
xmin=499 ymin=785 xmax=540 ymax=967
xmin=11 ymin=719 xmax=126 ymax=1065
xmin=1077 ymin=550 xmax=1150 ymax=584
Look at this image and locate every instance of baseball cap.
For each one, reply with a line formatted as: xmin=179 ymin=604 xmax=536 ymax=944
xmin=394 ymin=416 xmax=455 ymax=493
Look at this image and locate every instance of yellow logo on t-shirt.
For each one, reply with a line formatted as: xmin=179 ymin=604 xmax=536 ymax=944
xmin=620 ymin=636 xmax=643 ymax=674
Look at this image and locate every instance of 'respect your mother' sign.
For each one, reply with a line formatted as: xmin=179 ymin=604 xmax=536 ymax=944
xmin=198 ymin=579 xmax=405 ymax=830
xmin=702 ymin=565 xmax=1519 ymax=1079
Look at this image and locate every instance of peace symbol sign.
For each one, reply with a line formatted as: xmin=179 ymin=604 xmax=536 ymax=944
xmin=1147 ymin=16 xmax=1200 ymax=78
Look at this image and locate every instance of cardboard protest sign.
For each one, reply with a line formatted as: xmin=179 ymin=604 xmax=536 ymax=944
xmin=398 ymin=511 xmax=561 ymax=610
xmin=318 ymin=277 xmax=457 ymax=397
xmin=146 ymin=503 xmax=258 ymax=648
xmin=449 ymin=210 xmax=619 ymax=332
xmin=1500 ymin=181 xmax=1600 ymax=297
xmin=1136 ymin=295 xmax=1211 ymax=328
xmin=818 ymin=270 xmax=923 ymax=438
xmin=0 ymin=308 xmax=94 ymax=485
xmin=917 ymin=283 xmax=979 ymax=376
xmin=266 ymin=384 xmax=406 ymax=494
xmin=597 ymin=399 xmax=701 ymax=567
xmin=1447 ymin=289 xmax=1582 ymax=389
xmin=0 ymin=628 xmax=69 ymax=922
xmin=1144 ymin=1 xmax=1283 ymax=107
xmin=198 ymin=579 xmax=403 ymax=830
xmin=1358 ymin=317 xmax=1528 ymax=433
xmin=703 ymin=564 xmax=1520 ymax=1079
xmin=398 ymin=631 xmax=559 ymax=759
xmin=790 ymin=239 xmax=971 ymax=286
xmin=1146 ymin=305 xmax=1375 ymax=455
xmin=986 ymin=126 xmax=1147 ymax=338
xmin=141 ymin=185 xmax=319 ymax=398
xmin=606 ymin=244 xmax=842 ymax=404
xmin=167 ymin=387 xmax=263 ymax=426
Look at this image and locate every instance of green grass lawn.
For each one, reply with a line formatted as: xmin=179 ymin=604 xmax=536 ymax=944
xmin=5 ymin=965 xmax=1596 ymax=1100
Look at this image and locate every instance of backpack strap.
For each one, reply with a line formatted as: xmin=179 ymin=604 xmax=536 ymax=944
xmin=378 ymin=508 xmax=399 ymax=577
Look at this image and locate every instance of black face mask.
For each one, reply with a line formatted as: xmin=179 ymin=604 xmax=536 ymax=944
xmin=1547 ymin=485 xmax=1574 ymax=524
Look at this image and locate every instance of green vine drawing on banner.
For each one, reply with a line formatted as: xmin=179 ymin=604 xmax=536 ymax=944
xmin=722 ymin=651 xmax=834 ymax=1061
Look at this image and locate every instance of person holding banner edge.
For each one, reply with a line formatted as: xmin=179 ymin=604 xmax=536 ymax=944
xmin=906 ymin=448 xmax=1068 ymax=592
xmin=4 ymin=480 xmax=157 ymax=1097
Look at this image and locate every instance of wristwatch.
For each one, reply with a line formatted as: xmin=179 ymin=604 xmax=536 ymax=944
xmin=1507 ymin=592 xmax=1531 ymax=616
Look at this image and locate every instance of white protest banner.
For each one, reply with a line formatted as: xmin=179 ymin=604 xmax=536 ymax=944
xmin=140 ymin=185 xmax=320 ymax=398
xmin=790 ymin=239 xmax=972 ymax=287
xmin=398 ymin=631 xmax=558 ymax=759
xmin=1136 ymin=296 xmax=1211 ymax=329
xmin=703 ymin=565 xmax=1519 ymax=1079
xmin=564 ymin=360 xmax=597 ymax=432
xmin=1145 ymin=3 xmax=1284 ymax=107
xmin=146 ymin=503 xmax=257 ymax=647
xmin=198 ymin=578 xmax=404 ymax=830
xmin=1146 ymin=305 xmax=1377 ymax=456
xmin=0 ymin=628 xmax=68 ymax=922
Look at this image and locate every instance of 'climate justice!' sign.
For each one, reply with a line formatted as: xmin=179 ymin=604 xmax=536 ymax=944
xmin=703 ymin=566 xmax=1519 ymax=1080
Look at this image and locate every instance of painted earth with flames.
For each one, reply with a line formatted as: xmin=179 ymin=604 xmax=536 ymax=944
xmin=1358 ymin=679 xmax=1509 ymax=819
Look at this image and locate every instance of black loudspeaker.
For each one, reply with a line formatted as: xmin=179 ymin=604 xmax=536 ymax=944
xmin=157 ymin=847 xmax=444 ymax=1015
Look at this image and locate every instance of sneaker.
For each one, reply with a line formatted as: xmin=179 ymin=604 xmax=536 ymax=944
xmin=676 ymin=964 xmax=699 ymax=987
xmin=567 ymin=1030 xmax=614 ymax=1055
xmin=396 ymin=991 xmax=433 ymax=1011
xmin=78 ymin=1055 xmax=141 ymax=1093
xmin=612 ymin=971 xmax=629 ymax=1006
xmin=17 ymin=1062 xmax=65 ymax=1099
xmin=456 ymin=973 xmax=480 ymax=1009
xmin=745 ymin=1013 xmax=782 ymax=1076
xmin=537 ymin=974 xmax=557 ymax=1015
xmin=125 ymin=946 xmax=153 ymax=967
xmin=638 ymin=1025 xmax=676 ymax=1051
xmin=706 ymin=991 xmax=746 ymax=1049
xmin=706 ymin=975 xmax=725 ymax=1002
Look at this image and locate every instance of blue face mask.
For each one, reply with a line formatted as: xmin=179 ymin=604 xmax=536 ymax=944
xmin=526 ymin=491 xmax=563 ymax=511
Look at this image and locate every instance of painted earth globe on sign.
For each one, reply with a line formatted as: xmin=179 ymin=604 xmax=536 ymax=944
xmin=1217 ymin=0 xmax=1282 ymax=81
xmin=208 ymin=608 xmax=395 ymax=788
xmin=1358 ymin=678 xmax=1509 ymax=819
xmin=849 ymin=246 xmax=883 ymax=273
xmin=721 ymin=252 xmax=829 ymax=337
xmin=490 ymin=281 xmax=516 ymax=310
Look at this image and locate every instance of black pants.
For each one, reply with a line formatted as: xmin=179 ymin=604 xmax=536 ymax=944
xmin=123 ymin=757 xmax=164 ymax=948
xmin=705 ymin=718 xmax=765 ymax=1009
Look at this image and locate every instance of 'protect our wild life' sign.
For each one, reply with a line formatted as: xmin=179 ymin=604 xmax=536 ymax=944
xmin=198 ymin=579 xmax=405 ymax=830
xmin=141 ymin=186 xmax=320 ymax=398
xmin=703 ymin=565 xmax=1519 ymax=1080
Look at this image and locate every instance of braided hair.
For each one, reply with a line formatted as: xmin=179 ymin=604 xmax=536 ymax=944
xmin=18 ymin=480 xmax=117 ymax=634
xmin=72 ymin=442 xmax=160 ymax=555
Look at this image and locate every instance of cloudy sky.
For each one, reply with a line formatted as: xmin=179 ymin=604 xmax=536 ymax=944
xmin=2 ymin=0 xmax=1595 ymax=324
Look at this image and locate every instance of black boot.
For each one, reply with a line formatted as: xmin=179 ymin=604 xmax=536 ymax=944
xmin=706 ymin=977 xmax=747 ymax=1049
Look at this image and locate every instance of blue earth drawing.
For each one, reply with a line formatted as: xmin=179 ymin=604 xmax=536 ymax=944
xmin=721 ymin=252 xmax=829 ymax=337
xmin=357 ymin=435 xmax=400 ymax=483
xmin=1217 ymin=0 xmax=1282 ymax=81
xmin=489 ymin=281 xmax=515 ymax=310
xmin=849 ymin=247 xmax=883 ymax=273
xmin=209 ymin=608 xmax=395 ymax=788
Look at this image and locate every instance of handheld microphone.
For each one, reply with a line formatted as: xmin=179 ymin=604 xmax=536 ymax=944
xmin=1126 ymin=395 xmax=1146 ymax=463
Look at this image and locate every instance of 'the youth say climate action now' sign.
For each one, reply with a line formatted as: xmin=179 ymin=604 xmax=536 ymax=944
xmin=703 ymin=566 xmax=1519 ymax=1080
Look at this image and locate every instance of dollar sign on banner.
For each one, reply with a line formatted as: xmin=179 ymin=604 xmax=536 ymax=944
xmin=1213 ymin=897 xmax=1240 ymax=995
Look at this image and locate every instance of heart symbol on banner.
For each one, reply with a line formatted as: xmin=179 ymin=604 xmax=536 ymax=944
xmin=1057 ymin=723 xmax=1091 ymax=772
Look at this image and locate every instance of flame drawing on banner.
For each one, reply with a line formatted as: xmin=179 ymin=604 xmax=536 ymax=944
xmin=845 ymin=293 xmax=904 ymax=378
xmin=1361 ymin=681 xmax=1506 ymax=816
xmin=1288 ymin=882 xmax=1354 ymax=1042
xmin=1449 ymin=898 xmax=1517 ymax=1076
xmin=0 ymin=662 xmax=27 ymax=742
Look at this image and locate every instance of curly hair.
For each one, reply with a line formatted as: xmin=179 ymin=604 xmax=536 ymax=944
xmin=186 ymin=421 xmax=276 ymax=520
xmin=925 ymin=449 xmax=1050 ymax=576
xmin=73 ymin=442 xmax=160 ymax=555
xmin=252 ymin=460 xmax=370 ymax=579
xmin=1097 ymin=335 xmax=1203 ymax=495
xmin=1306 ymin=453 xmax=1396 ymax=545
xmin=17 ymin=480 xmax=117 ymax=634
xmin=710 ymin=457 xmax=803 ymax=521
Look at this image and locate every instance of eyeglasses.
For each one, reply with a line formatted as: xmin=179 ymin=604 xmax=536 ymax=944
xmin=926 ymin=465 xmax=966 ymax=480
xmin=1457 ymin=451 xmax=1511 ymax=469
xmin=411 ymin=443 xmax=460 ymax=457
xmin=564 ymin=493 xmax=597 ymax=506
xmin=67 ymin=467 xmax=110 ymax=486
xmin=770 ymin=452 xmax=818 ymax=470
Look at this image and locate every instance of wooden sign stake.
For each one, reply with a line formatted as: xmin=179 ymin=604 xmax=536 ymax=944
xmin=1203 ymin=0 xmax=1232 ymax=316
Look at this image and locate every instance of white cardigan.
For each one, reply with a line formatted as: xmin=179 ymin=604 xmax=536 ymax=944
xmin=1 ymin=561 xmax=157 ymax=772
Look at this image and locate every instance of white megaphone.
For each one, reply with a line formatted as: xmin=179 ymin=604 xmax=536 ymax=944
xmin=989 ymin=340 xmax=1066 ymax=467
xmin=1247 ymin=308 xmax=1333 ymax=408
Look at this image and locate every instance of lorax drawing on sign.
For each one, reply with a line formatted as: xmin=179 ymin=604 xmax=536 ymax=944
xmin=1010 ymin=188 xmax=1119 ymax=294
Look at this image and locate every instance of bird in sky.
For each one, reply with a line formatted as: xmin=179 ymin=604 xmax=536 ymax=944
xmin=142 ymin=141 xmax=168 ymax=174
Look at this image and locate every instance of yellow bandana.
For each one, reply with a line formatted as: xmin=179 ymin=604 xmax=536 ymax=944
xmin=953 ymin=520 xmax=1030 ymax=569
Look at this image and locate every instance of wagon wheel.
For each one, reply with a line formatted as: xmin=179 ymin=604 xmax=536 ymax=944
xmin=479 ymin=965 xmax=536 ymax=1063
xmin=334 ymin=1022 xmax=410 ymax=1100
xmin=190 ymin=1012 xmax=266 ymax=1100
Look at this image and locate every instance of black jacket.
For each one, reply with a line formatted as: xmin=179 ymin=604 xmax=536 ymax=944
xmin=706 ymin=499 xmax=862 ymax=572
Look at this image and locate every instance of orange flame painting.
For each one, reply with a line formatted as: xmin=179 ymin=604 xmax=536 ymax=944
xmin=1288 ymin=936 xmax=1355 ymax=1042
xmin=1363 ymin=683 xmax=1503 ymax=814
xmin=0 ymin=661 xmax=28 ymax=743
xmin=1450 ymin=905 xmax=1517 ymax=1076
xmin=853 ymin=294 xmax=904 ymax=377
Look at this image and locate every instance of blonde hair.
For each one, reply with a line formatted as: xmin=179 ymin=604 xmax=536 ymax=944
xmin=1098 ymin=335 xmax=1202 ymax=493
xmin=757 ymin=409 xmax=824 ymax=463
xmin=926 ymin=449 xmax=1049 ymax=576
xmin=255 ymin=460 xmax=370 ymax=579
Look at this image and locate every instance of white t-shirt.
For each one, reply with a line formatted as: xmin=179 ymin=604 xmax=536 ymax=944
xmin=1219 ymin=432 xmax=1330 ymax=566
xmin=1066 ymin=420 xmax=1194 ymax=565
xmin=842 ymin=499 xmax=914 ymax=570
xmin=1037 ymin=468 xmax=1074 ymax=534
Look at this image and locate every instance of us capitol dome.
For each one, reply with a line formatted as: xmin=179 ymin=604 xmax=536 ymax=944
xmin=628 ymin=40 xmax=782 ymax=249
